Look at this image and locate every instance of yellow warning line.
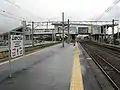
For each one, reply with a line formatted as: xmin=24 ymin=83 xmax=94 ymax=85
xmin=70 ymin=44 xmax=84 ymax=90
xmin=0 ymin=48 xmax=47 ymax=66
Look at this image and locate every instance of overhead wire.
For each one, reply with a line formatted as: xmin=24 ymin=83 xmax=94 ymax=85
xmin=4 ymin=0 xmax=22 ymax=9
xmin=96 ymin=0 xmax=120 ymax=20
xmin=4 ymin=0 xmax=37 ymax=21
xmin=0 ymin=8 xmax=23 ymax=19
xmin=0 ymin=12 xmax=21 ymax=20
xmin=0 ymin=8 xmax=23 ymax=20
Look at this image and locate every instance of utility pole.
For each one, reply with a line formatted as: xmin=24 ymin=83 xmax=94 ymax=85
xmin=105 ymin=25 xmax=107 ymax=40
xmin=117 ymin=23 xmax=119 ymax=39
xmin=68 ymin=19 xmax=70 ymax=44
xmin=99 ymin=26 xmax=101 ymax=42
xmin=90 ymin=23 xmax=92 ymax=40
xmin=46 ymin=22 xmax=48 ymax=29
xmin=8 ymin=31 xmax=11 ymax=78
xmin=22 ymin=20 xmax=26 ymax=55
xmin=54 ymin=29 xmax=56 ymax=41
xmin=31 ymin=22 xmax=34 ymax=47
xmin=112 ymin=19 xmax=115 ymax=45
xmin=62 ymin=12 xmax=64 ymax=47
xmin=101 ymin=26 xmax=104 ymax=42
xmin=52 ymin=29 xmax=54 ymax=42
xmin=103 ymin=26 xmax=105 ymax=42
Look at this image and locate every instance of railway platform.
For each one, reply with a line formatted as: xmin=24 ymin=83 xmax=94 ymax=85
xmin=0 ymin=43 xmax=114 ymax=90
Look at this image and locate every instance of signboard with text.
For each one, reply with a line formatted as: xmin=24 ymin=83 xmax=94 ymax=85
xmin=11 ymin=35 xmax=23 ymax=58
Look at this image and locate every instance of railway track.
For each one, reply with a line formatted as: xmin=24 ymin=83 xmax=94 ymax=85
xmin=83 ymin=42 xmax=120 ymax=71
xmin=88 ymin=42 xmax=120 ymax=59
xmin=81 ymin=43 xmax=120 ymax=90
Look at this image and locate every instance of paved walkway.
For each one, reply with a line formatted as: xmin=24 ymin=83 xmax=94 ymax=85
xmin=0 ymin=43 xmax=102 ymax=90
xmin=0 ymin=43 xmax=75 ymax=90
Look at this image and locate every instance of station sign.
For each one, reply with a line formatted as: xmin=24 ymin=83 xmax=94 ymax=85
xmin=10 ymin=35 xmax=23 ymax=58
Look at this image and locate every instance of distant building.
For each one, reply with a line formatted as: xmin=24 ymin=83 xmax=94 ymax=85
xmin=78 ymin=27 xmax=89 ymax=34
xmin=0 ymin=26 xmax=57 ymax=46
xmin=0 ymin=26 xmax=31 ymax=46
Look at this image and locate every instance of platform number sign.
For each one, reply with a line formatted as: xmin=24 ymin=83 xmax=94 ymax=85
xmin=11 ymin=35 xmax=23 ymax=58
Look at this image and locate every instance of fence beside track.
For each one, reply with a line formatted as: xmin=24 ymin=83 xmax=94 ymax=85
xmin=0 ymin=42 xmax=61 ymax=60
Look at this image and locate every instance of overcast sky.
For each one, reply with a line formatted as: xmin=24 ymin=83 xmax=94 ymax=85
xmin=0 ymin=0 xmax=120 ymax=33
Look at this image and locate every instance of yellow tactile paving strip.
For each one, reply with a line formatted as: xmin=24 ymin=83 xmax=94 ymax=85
xmin=70 ymin=44 xmax=84 ymax=90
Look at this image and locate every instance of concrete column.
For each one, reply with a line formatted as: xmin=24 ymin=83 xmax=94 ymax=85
xmin=54 ymin=26 xmax=58 ymax=41
xmin=112 ymin=19 xmax=115 ymax=44
xmin=105 ymin=25 xmax=107 ymax=39
xmin=52 ymin=29 xmax=54 ymax=42
xmin=67 ymin=19 xmax=70 ymax=44
xmin=117 ymin=24 xmax=119 ymax=39
xmin=99 ymin=26 xmax=101 ymax=42
xmin=29 ymin=34 xmax=31 ymax=40
xmin=22 ymin=20 xmax=26 ymax=55
xmin=90 ymin=24 xmax=93 ymax=40
xmin=31 ymin=22 xmax=34 ymax=46
xmin=101 ymin=26 xmax=104 ymax=42
xmin=62 ymin=12 xmax=64 ymax=47
xmin=8 ymin=32 xmax=11 ymax=78
xmin=103 ymin=26 xmax=106 ymax=40
xmin=54 ymin=29 xmax=56 ymax=41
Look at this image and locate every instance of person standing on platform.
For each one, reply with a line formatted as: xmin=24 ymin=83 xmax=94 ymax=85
xmin=73 ymin=39 xmax=76 ymax=46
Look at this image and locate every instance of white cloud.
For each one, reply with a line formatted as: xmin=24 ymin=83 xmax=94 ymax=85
xmin=14 ymin=0 xmax=115 ymax=20
xmin=0 ymin=0 xmax=117 ymax=33
xmin=101 ymin=5 xmax=120 ymax=20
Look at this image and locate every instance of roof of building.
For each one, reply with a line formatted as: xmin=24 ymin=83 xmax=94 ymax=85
xmin=0 ymin=26 xmax=23 ymax=36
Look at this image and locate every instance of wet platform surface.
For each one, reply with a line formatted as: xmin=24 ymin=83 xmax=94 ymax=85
xmin=78 ymin=43 xmax=101 ymax=90
xmin=0 ymin=43 xmax=74 ymax=90
xmin=0 ymin=43 xmax=108 ymax=90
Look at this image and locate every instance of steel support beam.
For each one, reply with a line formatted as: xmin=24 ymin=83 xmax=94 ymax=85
xmin=22 ymin=21 xmax=26 ymax=55
xmin=62 ymin=12 xmax=64 ymax=47
xmin=67 ymin=19 xmax=70 ymax=44
xmin=8 ymin=32 xmax=11 ymax=78
xmin=105 ymin=25 xmax=107 ymax=39
xmin=32 ymin=22 xmax=34 ymax=46
xmin=117 ymin=23 xmax=119 ymax=39
xmin=112 ymin=19 xmax=115 ymax=45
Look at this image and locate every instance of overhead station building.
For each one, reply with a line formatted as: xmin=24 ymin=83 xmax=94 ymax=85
xmin=78 ymin=27 xmax=89 ymax=34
